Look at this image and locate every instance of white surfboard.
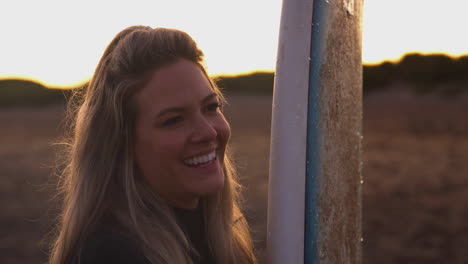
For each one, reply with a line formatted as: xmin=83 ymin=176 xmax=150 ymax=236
xmin=267 ymin=0 xmax=363 ymax=263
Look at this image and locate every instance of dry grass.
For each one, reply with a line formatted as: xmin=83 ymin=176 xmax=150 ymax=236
xmin=1 ymin=89 xmax=467 ymax=263
xmin=362 ymin=89 xmax=468 ymax=264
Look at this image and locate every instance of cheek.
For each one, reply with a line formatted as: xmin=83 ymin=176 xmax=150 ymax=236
xmin=134 ymin=130 xmax=184 ymax=174
xmin=148 ymin=132 xmax=187 ymax=161
xmin=134 ymin=136 xmax=186 ymax=186
xmin=156 ymin=138 xmax=185 ymax=159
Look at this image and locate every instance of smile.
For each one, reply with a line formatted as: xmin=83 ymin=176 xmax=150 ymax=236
xmin=184 ymin=150 xmax=217 ymax=167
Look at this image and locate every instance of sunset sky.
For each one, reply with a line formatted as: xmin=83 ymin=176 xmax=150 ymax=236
xmin=1 ymin=0 xmax=467 ymax=87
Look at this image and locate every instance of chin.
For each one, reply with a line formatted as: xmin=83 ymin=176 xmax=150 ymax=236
xmin=198 ymin=173 xmax=225 ymax=197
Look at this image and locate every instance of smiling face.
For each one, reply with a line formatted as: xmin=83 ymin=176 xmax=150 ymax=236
xmin=133 ymin=58 xmax=231 ymax=209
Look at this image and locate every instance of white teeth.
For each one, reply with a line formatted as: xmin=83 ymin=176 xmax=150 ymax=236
xmin=184 ymin=150 xmax=216 ymax=166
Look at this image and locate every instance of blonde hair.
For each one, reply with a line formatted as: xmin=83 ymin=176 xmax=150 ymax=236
xmin=50 ymin=26 xmax=256 ymax=264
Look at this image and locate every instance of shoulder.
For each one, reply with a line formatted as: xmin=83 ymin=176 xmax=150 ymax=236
xmin=75 ymin=229 xmax=150 ymax=264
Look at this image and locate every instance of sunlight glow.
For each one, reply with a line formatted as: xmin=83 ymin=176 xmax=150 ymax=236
xmin=362 ymin=0 xmax=468 ymax=64
xmin=1 ymin=0 xmax=467 ymax=87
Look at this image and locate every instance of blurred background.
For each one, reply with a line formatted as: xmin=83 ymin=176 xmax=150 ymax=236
xmin=1 ymin=0 xmax=467 ymax=263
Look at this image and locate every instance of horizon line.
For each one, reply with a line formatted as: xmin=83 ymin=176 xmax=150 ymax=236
xmin=2 ymin=51 xmax=467 ymax=88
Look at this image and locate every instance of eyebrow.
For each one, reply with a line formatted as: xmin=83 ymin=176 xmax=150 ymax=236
xmin=156 ymin=93 xmax=218 ymax=118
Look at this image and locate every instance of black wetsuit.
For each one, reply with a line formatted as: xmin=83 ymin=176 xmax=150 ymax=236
xmin=74 ymin=207 xmax=214 ymax=264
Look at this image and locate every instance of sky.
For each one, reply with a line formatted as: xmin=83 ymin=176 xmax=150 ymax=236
xmin=1 ymin=0 xmax=467 ymax=87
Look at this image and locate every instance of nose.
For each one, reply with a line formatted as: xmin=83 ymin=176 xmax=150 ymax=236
xmin=190 ymin=115 xmax=217 ymax=143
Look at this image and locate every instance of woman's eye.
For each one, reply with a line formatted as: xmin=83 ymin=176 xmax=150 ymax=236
xmin=207 ymin=103 xmax=221 ymax=112
xmin=162 ymin=116 xmax=183 ymax=127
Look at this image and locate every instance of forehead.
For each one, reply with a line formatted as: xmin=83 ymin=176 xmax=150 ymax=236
xmin=135 ymin=59 xmax=214 ymax=111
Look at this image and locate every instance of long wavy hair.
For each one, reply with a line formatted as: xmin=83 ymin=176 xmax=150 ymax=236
xmin=49 ymin=25 xmax=256 ymax=264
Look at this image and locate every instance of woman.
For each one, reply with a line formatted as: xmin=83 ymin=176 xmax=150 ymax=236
xmin=49 ymin=25 xmax=257 ymax=264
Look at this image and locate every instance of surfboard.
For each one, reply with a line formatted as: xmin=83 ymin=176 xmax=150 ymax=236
xmin=267 ymin=0 xmax=363 ymax=263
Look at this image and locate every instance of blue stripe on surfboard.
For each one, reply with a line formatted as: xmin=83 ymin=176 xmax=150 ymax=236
xmin=305 ymin=0 xmax=329 ymax=263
